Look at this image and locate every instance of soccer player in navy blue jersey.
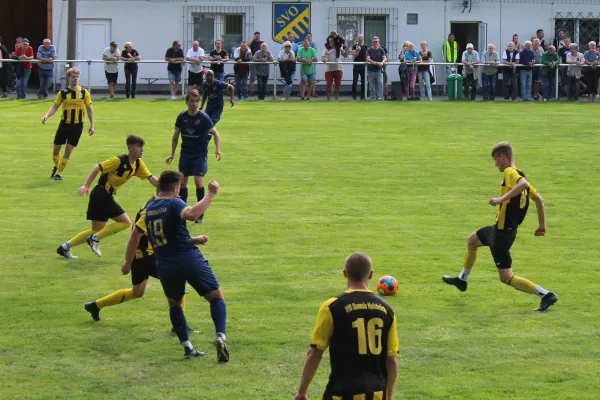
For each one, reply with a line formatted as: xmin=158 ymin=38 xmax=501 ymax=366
xmin=200 ymin=69 xmax=234 ymax=125
xmin=166 ymin=89 xmax=221 ymax=223
xmin=145 ymin=170 xmax=229 ymax=361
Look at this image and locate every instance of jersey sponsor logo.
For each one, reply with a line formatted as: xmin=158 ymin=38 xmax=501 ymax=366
xmin=194 ymin=119 xmax=202 ymax=125
xmin=272 ymin=2 xmax=311 ymax=44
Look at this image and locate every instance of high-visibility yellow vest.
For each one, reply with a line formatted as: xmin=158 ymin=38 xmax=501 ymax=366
xmin=445 ymin=41 xmax=458 ymax=62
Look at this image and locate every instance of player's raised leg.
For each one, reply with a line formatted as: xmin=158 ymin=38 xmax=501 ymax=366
xmin=496 ymin=262 xmax=558 ymax=312
xmin=442 ymin=229 xmax=484 ymax=291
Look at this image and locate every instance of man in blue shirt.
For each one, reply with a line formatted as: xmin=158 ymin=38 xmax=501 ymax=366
xmin=36 ymin=38 xmax=57 ymax=99
xmin=145 ymin=171 xmax=228 ymax=361
xmin=519 ymin=41 xmax=535 ymax=101
xmin=200 ymin=69 xmax=234 ymax=125
xmin=166 ymin=89 xmax=222 ymax=223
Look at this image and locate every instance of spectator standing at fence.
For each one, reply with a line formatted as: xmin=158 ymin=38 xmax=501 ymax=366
xmin=403 ymin=43 xmax=420 ymax=100
xmin=366 ymin=36 xmax=386 ymax=101
xmin=0 ymin=37 xmax=8 ymax=98
xmin=553 ymin=30 xmax=566 ymax=51
xmin=14 ymin=38 xmax=34 ymax=99
xmin=512 ymin=34 xmax=525 ymax=52
xmin=417 ymin=41 xmax=433 ymax=101
xmin=281 ymin=32 xmax=300 ymax=54
xmin=252 ymin=43 xmax=273 ymax=100
xmin=536 ymin=29 xmax=547 ymax=51
xmin=519 ymin=41 xmax=535 ymax=101
xmin=481 ymin=43 xmax=500 ymax=101
xmin=306 ymin=33 xmax=318 ymax=97
xmin=461 ymin=43 xmax=479 ymax=100
xmin=381 ymin=45 xmax=391 ymax=100
xmin=297 ymin=39 xmax=317 ymax=101
xmin=306 ymin=33 xmax=317 ymax=52
xmin=36 ymin=39 xmax=56 ymax=100
xmin=234 ymin=41 xmax=252 ymax=100
xmin=321 ymin=37 xmax=347 ymax=101
xmin=186 ymin=41 xmax=205 ymax=91
xmin=531 ymin=39 xmax=544 ymax=100
xmin=102 ymin=41 xmax=120 ymax=99
xmin=209 ymin=40 xmax=229 ymax=81
xmin=351 ymin=34 xmax=367 ymax=100
xmin=541 ymin=45 xmax=559 ymax=101
xmin=278 ymin=41 xmax=296 ymax=101
xmin=165 ymin=40 xmax=185 ymax=100
xmin=584 ymin=41 xmax=600 ymax=102
xmin=443 ymin=33 xmax=460 ymax=76
xmin=566 ymin=43 xmax=584 ymax=101
xmin=121 ymin=42 xmax=140 ymax=99
xmin=558 ymin=37 xmax=571 ymax=95
xmin=502 ymin=42 xmax=519 ymax=101
xmin=249 ymin=32 xmax=263 ymax=95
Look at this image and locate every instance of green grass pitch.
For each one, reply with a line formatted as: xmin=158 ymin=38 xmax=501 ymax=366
xmin=1 ymin=98 xmax=599 ymax=399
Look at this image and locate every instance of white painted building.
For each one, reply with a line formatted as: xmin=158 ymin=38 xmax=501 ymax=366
xmin=51 ymin=0 xmax=600 ymax=88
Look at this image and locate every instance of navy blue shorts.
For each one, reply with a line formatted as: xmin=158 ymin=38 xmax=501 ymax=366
xmin=205 ymin=107 xmax=223 ymax=125
xmin=156 ymin=252 xmax=220 ymax=300
xmin=178 ymin=152 xmax=207 ymax=177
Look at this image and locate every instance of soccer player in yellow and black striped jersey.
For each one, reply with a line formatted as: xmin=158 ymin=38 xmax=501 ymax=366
xmin=442 ymin=142 xmax=558 ymax=311
xmin=83 ymin=196 xmax=207 ymax=331
xmin=42 ymin=67 xmax=95 ymax=180
xmin=57 ymin=135 xmax=158 ymax=259
xmin=295 ymin=253 xmax=399 ymax=400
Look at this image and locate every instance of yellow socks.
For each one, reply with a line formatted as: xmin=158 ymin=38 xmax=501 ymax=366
xmin=464 ymin=246 xmax=477 ymax=269
xmin=96 ymin=288 xmax=136 ymax=309
xmin=52 ymin=154 xmax=60 ymax=168
xmin=57 ymin=157 xmax=69 ymax=174
xmin=459 ymin=246 xmax=478 ymax=281
xmin=68 ymin=229 xmax=97 ymax=247
xmin=94 ymin=222 xmax=131 ymax=240
xmin=506 ymin=275 xmax=536 ymax=294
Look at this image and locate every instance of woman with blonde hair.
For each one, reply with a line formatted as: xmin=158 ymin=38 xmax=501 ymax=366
xmin=403 ymin=42 xmax=421 ymax=100
xmin=418 ymin=40 xmax=433 ymax=100
xmin=120 ymin=41 xmax=140 ymax=98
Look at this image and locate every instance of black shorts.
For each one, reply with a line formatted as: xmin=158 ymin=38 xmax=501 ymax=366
xmin=86 ymin=185 xmax=125 ymax=222
xmin=476 ymin=225 xmax=517 ymax=269
xmin=131 ymin=255 xmax=158 ymax=285
xmin=53 ymin=122 xmax=84 ymax=146
xmin=105 ymin=71 xmax=118 ymax=84
xmin=188 ymin=71 xmax=203 ymax=87
xmin=532 ymin=68 xmax=541 ymax=82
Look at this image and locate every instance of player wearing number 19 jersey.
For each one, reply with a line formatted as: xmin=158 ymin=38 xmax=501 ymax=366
xmin=145 ymin=170 xmax=228 ymax=361
xmin=295 ymin=253 xmax=399 ymax=400
xmin=442 ymin=142 xmax=558 ymax=311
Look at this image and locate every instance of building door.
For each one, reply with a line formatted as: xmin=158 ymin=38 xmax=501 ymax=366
xmin=76 ymin=19 xmax=111 ymax=88
xmin=450 ymin=22 xmax=480 ymax=56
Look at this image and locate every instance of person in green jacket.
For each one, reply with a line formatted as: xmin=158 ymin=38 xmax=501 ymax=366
xmin=542 ymin=46 xmax=560 ymax=101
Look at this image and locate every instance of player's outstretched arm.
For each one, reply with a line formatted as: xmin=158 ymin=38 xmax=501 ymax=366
xmin=210 ymin=127 xmax=222 ymax=160
xmin=122 ymin=227 xmax=143 ymax=275
xmin=166 ymin=128 xmax=181 ymax=164
xmin=386 ymin=355 xmax=398 ymax=400
xmin=86 ymin=104 xmax=95 ymax=135
xmin=77 ymin=164 xmax=101 ymax=195
xmin=42 ymin=103 xmax=60 ymax=124
xmin=148 ymin=175 xmax=158 ymax=187
xmin=489 ymin=177 xmax=529 ymax=206
xmin=532 ymin=193 xmax=547 ymax=236
xmin=192 ymin=235 xmax=208 ymax=245
xmin=182 ymin=180 xmax=219 ymax=221
xmin=228 ymin=84 xmax=235 ymax=106
xmin=294 ymin=347 xmax=324 ymax=400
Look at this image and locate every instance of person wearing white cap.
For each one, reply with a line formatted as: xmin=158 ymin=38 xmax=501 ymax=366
xmin=461 ymin=43 xmax=479 ymax=100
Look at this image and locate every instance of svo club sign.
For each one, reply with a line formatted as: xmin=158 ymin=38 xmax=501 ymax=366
xmin=272 ymin=2 xmax=311 ymax=44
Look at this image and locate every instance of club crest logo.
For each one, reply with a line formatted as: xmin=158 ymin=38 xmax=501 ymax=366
xmin=272 ymin=2 xmax=311 ymax=44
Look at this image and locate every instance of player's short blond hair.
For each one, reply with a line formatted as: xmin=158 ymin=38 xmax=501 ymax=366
xmin=345 ymin=252 xmax=372 ymax=282
xmin=491 ymin=141 xmax=513 ymax=158
xmin=66 ymin=67 xmax=80 ymax=78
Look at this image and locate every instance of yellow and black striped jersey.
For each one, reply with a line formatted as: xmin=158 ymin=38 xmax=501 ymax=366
xmin=310 ymin=289 xmax=399 ymax=400
xmin=97 ymin=155 xmax=152 ymax=194
xmin=54 ymin=86 xmax=92 ymax=124
xmin=133 ymin=197 xmax=155 ymax=259
xmin=495 ymin=167 xmax=538 ymax=230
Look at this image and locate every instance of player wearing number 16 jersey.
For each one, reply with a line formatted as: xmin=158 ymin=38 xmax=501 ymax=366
xmin=295 ymin=253 xmax=399 ymax=400
xmin=442 ymin=142 xmax=558 ymax=311
xmin=145 ymin=170 xmax=228 ymax=361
